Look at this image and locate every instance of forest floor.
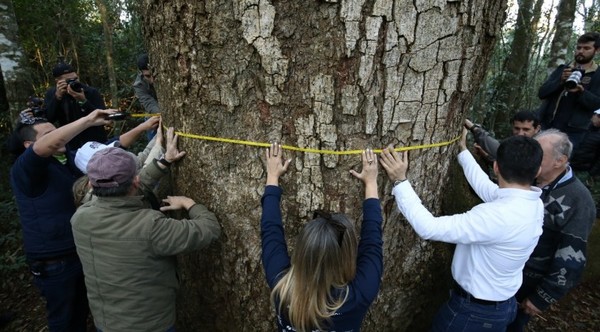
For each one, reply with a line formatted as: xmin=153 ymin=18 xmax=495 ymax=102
xmin=2 ymin=223 xmax=600 ymax=331
xmin=1 ymin=252 xmax=599 ymax=331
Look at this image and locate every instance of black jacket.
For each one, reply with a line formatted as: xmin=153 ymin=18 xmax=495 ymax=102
xmin=44 ymin=84 xmax=107 ymax=150
xmin=538 ymin=64 xmax=600 ymax=133
xmin=570 ymin=125 xmax=600 ymax=176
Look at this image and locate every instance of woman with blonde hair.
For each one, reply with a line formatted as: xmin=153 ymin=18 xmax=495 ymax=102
xmin=261 ymin=143 xmax=383 ymax=331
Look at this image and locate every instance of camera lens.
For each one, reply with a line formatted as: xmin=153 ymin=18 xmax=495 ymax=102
xmin=67 ymin=79 xmax=83 ymax=92
xmin=565 ymin=71 xmax=582 ymax=89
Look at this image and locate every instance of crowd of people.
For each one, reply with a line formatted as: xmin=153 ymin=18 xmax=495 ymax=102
xmin=3 ymin=31 xmax=599 ymax=332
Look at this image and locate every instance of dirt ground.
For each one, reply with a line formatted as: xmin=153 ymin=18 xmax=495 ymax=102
xmin=0 ymin=257 xmax=599 ymax=331
xmin=1 ymin=148 xmax=599 ymax=331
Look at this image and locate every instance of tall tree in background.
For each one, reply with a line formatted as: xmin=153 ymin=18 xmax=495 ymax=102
xmin=12 ymin=0 xmax=144 ymax=102
xmin=141 ymin=1 xmax=508 ymax=330
xmin=547 ymin=0 xmax=577 ymax=72
xmin=489 ymin=0 xmax=540 ymax=135
xmin=581 ymin=0 xmax=600 ymax=32
xmin=0 ymin=0 xmax=32 ymax=117
xmin=95 ymin=0 xmax=119 ymax=107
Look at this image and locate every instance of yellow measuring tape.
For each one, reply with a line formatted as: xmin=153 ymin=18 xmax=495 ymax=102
xmin=129 ymin=113 xmax=156 ymax=118
xmin=175 ymin=131 xmax=461 ymax=155
xmin=128 ymin=113 xmax=460 ymax=154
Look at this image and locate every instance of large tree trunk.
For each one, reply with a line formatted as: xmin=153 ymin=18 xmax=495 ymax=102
xmin=141 ymin=1 xmax=506 ymax=330
xmin=546 ymin=0 xmax=576 ymax=73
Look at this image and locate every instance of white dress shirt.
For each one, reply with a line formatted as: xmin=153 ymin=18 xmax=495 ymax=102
xmin=392 ymin=150 xmax=544 ymax=301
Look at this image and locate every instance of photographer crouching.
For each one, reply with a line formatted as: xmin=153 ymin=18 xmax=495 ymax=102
xmin=44 ymin=61 xmax=107 ymax=151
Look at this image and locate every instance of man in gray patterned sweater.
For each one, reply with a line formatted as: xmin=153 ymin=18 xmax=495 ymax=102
xmin=508 ymin=129 xmax=596 ymax=331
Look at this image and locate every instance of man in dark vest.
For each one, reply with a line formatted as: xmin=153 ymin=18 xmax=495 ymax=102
xmin=9 ymin=108 xmax=115 ymax=331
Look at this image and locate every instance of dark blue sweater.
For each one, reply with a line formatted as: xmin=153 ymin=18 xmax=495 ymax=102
xmin=524 ymin=175 xmax=596 ymax=310
xmin=260 ymin=185 xmax=383 ymax=332
xmin=10 ymin=146 xmax=79 ymax=260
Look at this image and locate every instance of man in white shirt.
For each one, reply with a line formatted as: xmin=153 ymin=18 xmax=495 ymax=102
xmin=379 ymin=129 xmax=545 ymax=332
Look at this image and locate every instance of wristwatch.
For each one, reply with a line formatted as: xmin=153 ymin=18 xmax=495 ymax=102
xmin=157 ymin=153 xmax=172 ymax=167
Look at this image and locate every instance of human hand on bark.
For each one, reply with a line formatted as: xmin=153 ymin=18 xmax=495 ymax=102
xmin=379 ymin=145 xmax=408 ymax=183
xmin=139 ymin=116 xmax=160 ymax=131
xmin=349 ymin=149 xmax=378 ymax=199
xmin=155 ymin=117 xmax=164 ymax=148
xmin=265 ymin=143 xmax=291 ymax=186
xmin=160 ymin=195 xmax=196 ymax=211
xmin=164 ymin=127 xmax=186 ymax=163
xmin=459 ymin=127 xmax=469 ymax=151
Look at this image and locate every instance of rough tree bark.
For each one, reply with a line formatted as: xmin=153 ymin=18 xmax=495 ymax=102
xmin=140 ymin=0 xmax=506 ymax=330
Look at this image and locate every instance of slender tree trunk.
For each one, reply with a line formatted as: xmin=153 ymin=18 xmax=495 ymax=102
xmin=583 ymin=0 xmax=599 ymax=32
xmin=546 ymin=0 xmax=577 ymax=73
xmin=96 ymin=0 xmax=119 ymax=107
xmin=491 ymin=0 xmax=537 ymax=135
xmin=141 ymin=0 xmax=507 ymax=330
xmin=0 ymin=0 xmax=32 ymax=121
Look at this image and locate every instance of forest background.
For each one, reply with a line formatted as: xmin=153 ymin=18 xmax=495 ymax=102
xmin=0 ymin=0 xmax=600 ymax=331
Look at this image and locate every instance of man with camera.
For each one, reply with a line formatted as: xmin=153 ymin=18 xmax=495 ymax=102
xmin=44 ymin=62 xmax=107 ymax=150
xmin=538 ymin=32 xmax=600 ymax=149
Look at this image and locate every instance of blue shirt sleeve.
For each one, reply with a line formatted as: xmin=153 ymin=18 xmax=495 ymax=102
xmin=351 ymin=197 xmax=384 ymax=304
xmin=260 ymin=185 xmax=291 ymax=289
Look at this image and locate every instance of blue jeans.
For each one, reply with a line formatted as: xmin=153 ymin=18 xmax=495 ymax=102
xmin=31 ymin=256 xmax=89 ymax=332
xmin=430 ymin=289 xmax=517 ymax=332
xmin=506 ymin=309 xmax=530 ymax=332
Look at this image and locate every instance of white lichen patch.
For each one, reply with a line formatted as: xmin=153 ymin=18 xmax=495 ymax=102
xmin=236 ymin=0 xmax=288 ymax=105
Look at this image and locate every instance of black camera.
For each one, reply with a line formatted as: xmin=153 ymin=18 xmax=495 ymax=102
xmin=565 ymin=67 xmax=584 ymax=89
xmin=66 ymin=78 xmax=83 ymax=92
xmin=106 ymin=112 xmax=128 ymax=121
xmin=27 ymin=96 xmax=45 ymax=117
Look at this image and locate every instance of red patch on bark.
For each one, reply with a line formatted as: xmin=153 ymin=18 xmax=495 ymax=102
xmin=258 ymin=100 xmax=271 ymax=122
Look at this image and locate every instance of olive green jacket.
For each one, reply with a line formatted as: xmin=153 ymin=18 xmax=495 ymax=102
xmin=71 ymin=175 xmax=220 ymax=332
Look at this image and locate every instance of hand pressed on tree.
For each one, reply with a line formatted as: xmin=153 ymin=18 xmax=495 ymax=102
xmin=349 ymin=149 xmax=379 ymax=199
xmin=379 ymin=145 xmax=408 ymax=183
xmin=265 ymin=143 xmax=291 ymax=186
xmin=163 ymin=127 xmax=186 ymax=163
xmin=160 ymin=195 xmax=196 ymax=211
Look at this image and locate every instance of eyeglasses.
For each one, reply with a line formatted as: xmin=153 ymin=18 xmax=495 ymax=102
xmin=313 ymin=210 xmax=346 ymax=247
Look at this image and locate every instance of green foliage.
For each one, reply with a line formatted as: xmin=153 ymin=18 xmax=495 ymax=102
xmin=0 ymin=199 xmax=26 ymax=276
xmin=0 ymin=130 xmax=26 ymax=277
xmin=12 ymin=0 xmax=145 ymax=106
